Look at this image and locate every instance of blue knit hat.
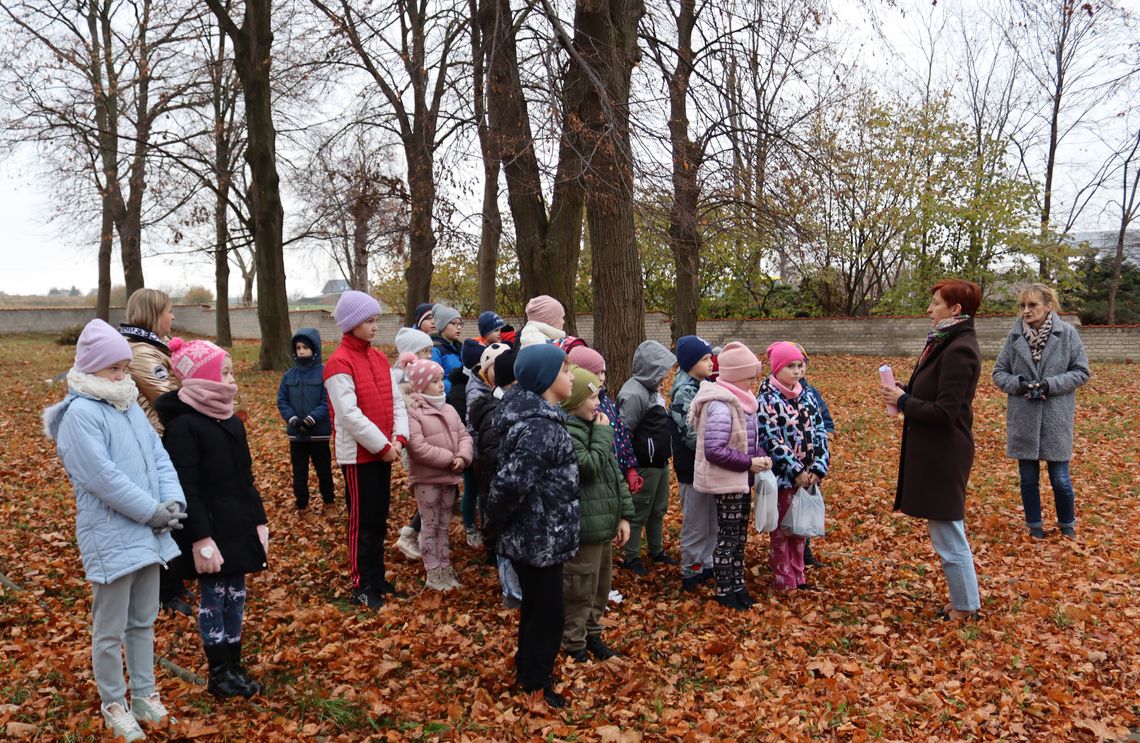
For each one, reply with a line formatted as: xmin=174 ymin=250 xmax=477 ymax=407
xmin=478 ymin=311 xmax=506 ymax=337
xmin=462 ymin=338 xmax=487 ymax=370
xmin=514 ymin=344 xmax=566 ymax=395
xmin=675 ymin=335 xmax=714 ymax=373
xmin=333 ymin=291 xmax=381 ymax=333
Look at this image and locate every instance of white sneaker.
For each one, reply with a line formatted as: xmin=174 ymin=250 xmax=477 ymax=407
xmin=131 ymin=692 xmax=169 ymax=726
xmin=424 ymin=567 xmax=450 ymax=591
xmin=465 ymin=528 xmax=483 ymax=549
xmin=101 ymin=701 xmax=145 ymax=741
xmin=442 ymin=565 xmax=462 ymax=590
xmin=395 ymin=526 xmax=421 ymax=560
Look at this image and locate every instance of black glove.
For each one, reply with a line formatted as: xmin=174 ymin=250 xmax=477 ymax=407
xmin=1039 ymin=379 xmax=1050 ymax=396
xmin=1026 ymin=383 xmax=1045 ymax=401
xmin=1016 ymin=376 xmax=1029 ymax=395
xmin=288 ymin=416 xmax=300 ymax=431
xmin=303 ymin=415 xmax=316 ymax=431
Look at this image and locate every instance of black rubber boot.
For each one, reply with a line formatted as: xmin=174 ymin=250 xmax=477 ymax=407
xmin=227 ymin=641 xmax=263 ymax=697
xmin=204 ymin=644 xmax=245 ymax=699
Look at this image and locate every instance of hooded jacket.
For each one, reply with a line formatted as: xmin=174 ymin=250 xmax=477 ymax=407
xmin=406 ymin=394 xmax=474 ymax=486
xmin=470 ymin=388 xmax=503 ymax=498
xmin=45 ymin=393 xmax=185 ymax=584
xmin=120 ymin=324 xmax=178 ymax=434
xmin=617 ymin=341 xmax=676 ymax=468
xmin=688 ymin=381 xmax=764 ymax=494
xmin=155 ymin=392 xmax=268 ymax=578
xmin=668 ymin=369 xmax=702 ymax=483
xmin=756 ymin=376 xmax=830 ymax=490
xmin=566 ymin=415 xmax=635 ymax=544
xmin=484 ymin=386 xmax=580 ymax=567
xmin=431 ymin=335 xmax=464 ymax=394
xmin=277 ymin=328 xmax=331 ymax=440
xmin=992 ymin=313 xmax=1090 ymax=461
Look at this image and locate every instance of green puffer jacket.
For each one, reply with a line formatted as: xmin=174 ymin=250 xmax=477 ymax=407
xmin=567 ymin=416 xmax=635 ymax=544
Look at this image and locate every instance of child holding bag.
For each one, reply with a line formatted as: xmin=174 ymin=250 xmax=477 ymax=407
xmin=404 ymin=358 xmax=474 ymax=591
xmin=756 ymin=341 xmax=830 ymax=592
xmin=688 ymin=342 xmax=770 ymax=611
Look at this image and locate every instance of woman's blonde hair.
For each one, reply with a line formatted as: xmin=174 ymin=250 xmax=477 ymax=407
xmin=1018 ymin=283 xmax=1061 ymax=312
xmin=125 ymin=288 xmax=172 ymax=331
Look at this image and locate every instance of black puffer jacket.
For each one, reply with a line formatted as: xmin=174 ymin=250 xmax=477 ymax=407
xmin=469 ymin=391 xmax=501 ymax=496
xmin=155 ymin=391 xmax=268 ymax=578
xmin=484 ymin=386 xmax=580 ymax=568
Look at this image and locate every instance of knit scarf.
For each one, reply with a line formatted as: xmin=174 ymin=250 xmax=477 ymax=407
xmin=716 ymin=378 xmax=758 ymax=414
xmin=767 ymin=374 xmax=803 ymax=401
xmin=178 ymin=378 xmax=237 ymax=420
xmin=67 ymin=368 xmax=139 ymax=412
xmin=420 ymin=393 xmax=447 ymax=410
xmin=917 ymin=314 xmax=971 ymax=367
xmin=1023 ymin=313 xmax=1054 ymax=365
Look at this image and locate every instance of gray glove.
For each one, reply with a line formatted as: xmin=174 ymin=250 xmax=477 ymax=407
xmin=147 ymin=500 xmax=188 ymax=533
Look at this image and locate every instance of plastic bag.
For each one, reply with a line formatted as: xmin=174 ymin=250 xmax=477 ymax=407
xmin=753 ymin=469 xmax=780 ymax=533
xmin=780 ymin=485 xmax=825 ymax=538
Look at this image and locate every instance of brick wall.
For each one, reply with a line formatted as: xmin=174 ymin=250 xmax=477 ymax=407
xmin=3 ymin=306 xmax=1135 ymax=362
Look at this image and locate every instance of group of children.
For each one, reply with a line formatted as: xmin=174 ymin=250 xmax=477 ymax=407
xmin=48 ymin=290 xmax=835 ymax=732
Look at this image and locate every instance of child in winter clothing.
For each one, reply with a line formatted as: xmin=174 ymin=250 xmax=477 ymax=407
xmin=404 ymin=359 xmax=474 ymax=591
xmin=519 ymin=294 xmax=567 ymax=346
xmin=477 ymin=311 xmax=506 ymax=345
xmin=45 ymin=319 xmax=187 ymax=741
xmin=617 ymin=340 xmax=677 ymax=574
xmin=688 ymin=341 xmax=770 ymax=610
xmin=276 ymin=328 xmax=334 ymax=510
xmin=668 ymin=335 xmax=719 ymax=592
xmin=561 ymin=366 xmax=633 ymax=662
xmin=430 ymin=303 xmax=465 ymax=393
xmin=413 ymin=303 xmax=437 ymax=336
xmin=391 ymin=326 xmax=434 ymax=561
xmin=470 ymin=347 xmax=524 ymax=607
xmin=324 ymin=291 xmax=410 ymax=610
xmin=156 ymin=338 xmax=268 ymax=700
xmin=484 ymin=344 xmax=578 ymax=708
xmin=756 ymin=341 xmax=830 ymax=592
xmin=453 ymin=338 xmax=486 ymax=547
xmin=794 ymin=342 xmax=834 ymax=569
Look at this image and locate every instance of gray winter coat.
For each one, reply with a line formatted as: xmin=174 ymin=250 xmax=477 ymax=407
xmin=617 ymin=340 xmax=677 ymax=432
xmin=993 ymin=313 xmax=1090 ymax=461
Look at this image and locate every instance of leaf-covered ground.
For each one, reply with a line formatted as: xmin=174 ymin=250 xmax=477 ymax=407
xmin=0 ymin=335 xmax=1137 ymax=741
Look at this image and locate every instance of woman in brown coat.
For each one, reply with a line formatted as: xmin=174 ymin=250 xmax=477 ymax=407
xmin=882 ymin=279 xmax=982 ymax=621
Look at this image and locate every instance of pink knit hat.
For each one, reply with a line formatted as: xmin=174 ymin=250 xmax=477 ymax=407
xmin=406 ymin=358 xmax=444 ymax=394
xmin=715 ymin=341 xmax=762 ymax=383
xmin=169 ymin=337 xmax=228 ymax=382
xmin=525 ymin=295 xmax=565 ymax=327
xmin=567 ymin=346 xmax=605 ymax=376
xmin=766 ymin=341 xmax=805 ymax=377
xmin=74 ymin=319 xmax=133 ymax=374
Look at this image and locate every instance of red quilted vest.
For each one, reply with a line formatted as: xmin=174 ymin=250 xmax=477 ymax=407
xmin=323 ymin=333 xmax=396 ymax=464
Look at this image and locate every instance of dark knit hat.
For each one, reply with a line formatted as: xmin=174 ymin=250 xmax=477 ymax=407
xmin=494 ymin=347 xmax=518 ymax=388
xmin=413 ymin=303 xmax=434 ymax=329
xmin=462 ymin=338 xmax=487 ymax=371
xmin=514 ymin=344 xmax=566 ymax=395
xmin=477 ymin=311 xmax=506 ymax=338
xmin=675 ymin=335 xmax=714 ymax=373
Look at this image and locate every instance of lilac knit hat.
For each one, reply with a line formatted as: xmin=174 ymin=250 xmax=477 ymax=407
xmin=333 ymin=290 xmax=382 ymax=333
xmin=74 ymin=319 xmax=133 ymax=374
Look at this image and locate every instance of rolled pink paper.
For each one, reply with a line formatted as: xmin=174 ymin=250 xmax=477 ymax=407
xmin=879 ymin=364 xmax=899 ymax=417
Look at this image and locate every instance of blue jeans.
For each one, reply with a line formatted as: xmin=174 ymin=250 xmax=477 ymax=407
xmin=1017 ymin=460 xmax=1076 ymax=528
xmin=927 ymin=520 xmax=981 ymax=612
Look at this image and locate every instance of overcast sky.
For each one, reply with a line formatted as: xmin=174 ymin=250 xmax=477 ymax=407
xmin=1 ymin=0 xmax=1135 ymax=299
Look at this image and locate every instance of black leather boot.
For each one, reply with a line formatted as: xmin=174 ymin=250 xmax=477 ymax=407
xmin=204 ymin=643 xmax=245 ymax=699
xmin=227 ymin=641 xmax=263 ymax=697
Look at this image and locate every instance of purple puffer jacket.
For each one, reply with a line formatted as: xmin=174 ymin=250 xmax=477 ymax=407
xmin=689 ymin=380 xmax=765 ymax=495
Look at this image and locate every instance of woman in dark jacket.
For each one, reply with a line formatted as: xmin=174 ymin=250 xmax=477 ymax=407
xmin=155 ymin=338 xmax=268 ymax=699
xmin=992 ymin=284 xmax=1090 ymax=539
xmin=882 ymin=279 xmax=983 ymax=621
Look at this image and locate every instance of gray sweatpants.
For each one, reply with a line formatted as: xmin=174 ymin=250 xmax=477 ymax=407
xmin=90 ymin=563 xmax=160 ymax=706
xmin=678 ymin=483 xmax=718 ymax=578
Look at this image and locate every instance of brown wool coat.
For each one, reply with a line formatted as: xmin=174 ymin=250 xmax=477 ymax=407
xmin=894 ymin=320 xmax=982 ymax=522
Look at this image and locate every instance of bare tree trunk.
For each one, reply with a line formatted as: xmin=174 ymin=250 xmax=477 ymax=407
xmin=207 ymin=0 xmax=292 ymax=369
xmin=350 ymin=200 xmax=370 ymax=291
xmin=214 ymin=179 xmax=233 ymax=345
xmin=404 ymin=157 xmax=436 ymax=322
xmin=97 ymin=204 xmax=113 ymax=319
xmin=573 ymin=0 xmax=646 ymax=386
xmin=470 ymin=0 xmax=501 ymax=312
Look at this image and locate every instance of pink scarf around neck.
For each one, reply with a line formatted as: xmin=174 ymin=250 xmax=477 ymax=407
xmin=716 ymin=378 xmax=759 ymax=414
xmin=178 ymin=378 xmax=238 ymax=420
xmin=768 ymin=374 xmax=802 ymax=400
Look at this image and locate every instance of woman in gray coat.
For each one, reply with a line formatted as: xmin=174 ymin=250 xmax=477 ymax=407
xmin=993 ymin=284 xmax=1090 ymax=540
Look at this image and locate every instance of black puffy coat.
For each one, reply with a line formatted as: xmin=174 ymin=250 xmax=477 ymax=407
xmin=155 ymin=392 xmax=268 ymax=578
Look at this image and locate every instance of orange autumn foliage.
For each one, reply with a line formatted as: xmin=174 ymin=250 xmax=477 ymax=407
xmin=0 ymin=335 xmax=1137 ymax=741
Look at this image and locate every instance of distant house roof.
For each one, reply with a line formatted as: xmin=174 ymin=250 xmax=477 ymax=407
xmin=1066 ymin=230 xmax=1140 ymax=265
xmin=320 ymin=279 xmax=352 ymax=295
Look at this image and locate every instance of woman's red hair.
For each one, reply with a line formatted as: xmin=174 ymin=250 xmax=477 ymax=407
xmin=931 ymin=279 xmax=981 ymax=317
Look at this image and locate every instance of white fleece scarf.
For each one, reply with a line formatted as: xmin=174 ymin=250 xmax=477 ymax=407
xmin=67 ymin=368 xmax=140 ymax=412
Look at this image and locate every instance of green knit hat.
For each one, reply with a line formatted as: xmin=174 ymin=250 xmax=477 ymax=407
xmin=560 ymin=365 xmax=601 ymax=413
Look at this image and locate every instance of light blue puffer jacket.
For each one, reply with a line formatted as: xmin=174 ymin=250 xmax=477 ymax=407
xmin=45 ymin=393 xmax=185 ymax=584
